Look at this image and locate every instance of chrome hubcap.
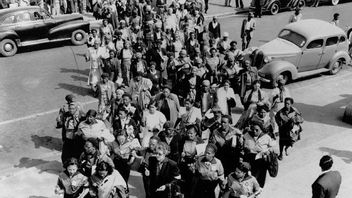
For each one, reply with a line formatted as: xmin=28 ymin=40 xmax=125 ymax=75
xmin=332 ymin=0 xmax=338 ymax=4
xmin=4 ymin=43 xmax=13 ymax=52
xmin=272 ymin=5 xmax=278 ymax=13
xmin=75 ymin=33 xmax=83 ymax=41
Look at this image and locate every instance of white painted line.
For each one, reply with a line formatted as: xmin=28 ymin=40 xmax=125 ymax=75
xmin=0 ymin=99 xmax=98 ymax=127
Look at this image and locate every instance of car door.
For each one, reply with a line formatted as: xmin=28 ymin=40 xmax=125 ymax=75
xmin=298 ymin=39 xmax=324 ymax=72
xmin=14 ymin=11 xmax=38 ymax=42
xmin=318 ymin=36 xmax=338 ymax=69
xmin=29 ymin=9 xmax=55 ymax=40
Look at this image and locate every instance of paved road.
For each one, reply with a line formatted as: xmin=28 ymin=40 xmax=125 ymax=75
xmin=1 ymin=3 xmax=352 ymax=198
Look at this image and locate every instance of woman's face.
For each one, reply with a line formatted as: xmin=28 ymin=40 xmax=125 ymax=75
xmin=149 ymin=105 xmax=156 ymax=114
xmin=109 ymin=51 xmax=115 ymax=58
xmin=258 ymin=109 xmax=267 ymax=118
xmin=204 ymin=147 xmax=215 ymax=161
xmin=116 ymin=135 xmax=126 ymax=145
xmin=116 ymin=91 xmax=123 ymax=99
xmin=155 ymin=149 xmax=166 ymax=162
xmin=84 ymin=142 xmax=96 ymax=154
xmin=185 ymin=101 xmax=193 ymax=111
xmin=285 ymin=100 xmax=292 ymax=110
xmin=149 ymin=139 xmax=158 ymax=151
xmin=187 ymin=128 xmax=196 ymax=140
xmin=67 ymin=164 xmax=78 ymax=176
xmin=118 ymin=110 xmax=126 ymax=119
xmin=98 ymin=170 xmax=108 ymax=178
xmin=221 ymin=117 xmax=230 ymax=129
xmin=224 ymin=82 xmax=230 ymax=90
xmin=87 ymin=115 xmax=95 ymax=124
xmin=210 ymin=49 xmax=216 ymax=56
xmin=252 ymin=125 xmax=262 ymax=137
xmin=163 ymin=88 xmax=170 ymax=97
xmin=103 ymin=20 xmax=108 ymax=26
xmin=253 ymin=82 xmax=260 ymax=91
xmin=234 ymin=167 xmax=245 ymax=179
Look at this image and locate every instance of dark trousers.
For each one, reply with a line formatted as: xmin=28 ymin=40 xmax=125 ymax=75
xmin=254 ymin=0 xmax=262 ymax=17
xmin=241 ymin=31 xmax=252 ymax=50
xmin=236 ymin=0 xmax=243 ymax=8
xmin=204 ymin=0 xmax=209 ymax=12
xmin=191 ymin=179 xmax=218 ymax=198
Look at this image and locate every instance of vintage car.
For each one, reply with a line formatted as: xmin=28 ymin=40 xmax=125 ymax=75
xmin=250 ymin=0 xmax=305 ymax=15
xmin=247 ymin=19 xmax=351 ymax=85
xmin=0 ymin=6 xmax=89 ymax=57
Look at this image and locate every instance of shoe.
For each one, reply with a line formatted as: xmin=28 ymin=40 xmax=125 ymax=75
xmin=285 ymin=150 xmax=289 ymax=156
xmin=278 ymin=155 xmax=283 ymax=160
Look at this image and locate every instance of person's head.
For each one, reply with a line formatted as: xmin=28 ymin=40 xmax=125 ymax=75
xmin=184 ymin=98 xmax=194 ymax=111
xmin=65 ymin=94 xmax=76 ymax=103
xmin=134 ymin=71 xmax=143 ymax=82
xmin=223 ymin=80 xmax=231 ymax=90
xmin=202 ymin=80 xmax=210 ymax=92
xmin=123 ymin=41 xmax=130 ymax=49
xmin=120 ymin=20 xmax=126 ymax=28
xmin=84 ymin=138 xmax=99 ymax=154
xmin=294 ymin=7 xmax=301 ymax=15
xmin=148 ymin=101 xmax=157 ymax=114
xmin=244 ymin=60 xmax=251 ymax=69
xmin=116 ymin=89 xmax=124 ymax=99
xmin=63 ymin=158 xmax=79 ymax=176
xmin=211 ymin=83 xmax=218 ymax=91
xmin=212 ymin=16 xmax=217 ymax=23
xmin=109 ymin=50 xmax=116 ymax=58
xmin=221 ymin=115 xmax=232 ymax=130
xmin=190 ymin=32 xmax=196 ymax=39
xmin=92 ymin=29 xmax=98 ymax=37
xmin=252 ymin=80 xmax=261 ymax=91
xmin=210 ymin=48 xmax=217 ymax=56
xmin=234 ymin=162 xmax=251 ymax=179
xmin=186 ymin=124 xmax=197 ymax=140
xmin=122 ymin=94 xmax=132 ymax=106
xmin=118 ymin=107 xmax=128 ymax=119
xmin=319 ymin=155 xmax=333 ymax=171
xmin=212 ymin=106 xmax=222 ymax=118
xmin=333 ymin=13 xmax=339 ymax=20
xmin=250 ymin=121 xmax=264 ymax=137
xmin=68 ymin=103 xmax=78 ymax=115
xmin=284 ymin=97 xmax=294 ymax=110
xmin=116 ymin=130 xmax=127 ymax=145
xmin=155 ymin=142 xmax=169 ymax=162
xmin=96 ymin=161 xmax=114 ymax=178
xmin=179 ymin=49 xmax=187 ymax=58
xmin=223 ymin=32 xmax=229 ymax=40
xmin=150 ymin=62 xmax=156 ymax=71
xmin=248 ymin=12 xmax=254 ymax=20
xmin=163 ymin=121 xmax=174 ymax=137
xmin=94 ymin=40 xmax=101 ymax=49
xmin=115 ymin=30 xmax=122 ymax=39
xmin=256 ymin=102 xmax=269 ymax=118
xmin=168 ymin=7 xmax=173 ymax=14
xmin=149 ymin=136 xmax=160 ymax=151
xmin=230 ymin=41 xmax=238 ymax=50
xmin=101 ymin=73 xmax=109 ymax=83
xmin=162 ymin=86 xmax=171 ymax=97
xmin=86 ymin=109 xmax=97 ymax=124
xmin=204 ymin=143 xmax=217 ymax=161
xmin=103 ymin=19 xmax=108 ymax=26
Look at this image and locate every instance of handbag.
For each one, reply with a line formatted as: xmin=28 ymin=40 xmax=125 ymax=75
xmin=266 ymin=151 xmax=279 ymax=177
xmin=227 ymin=98 xmax=236 ymax=108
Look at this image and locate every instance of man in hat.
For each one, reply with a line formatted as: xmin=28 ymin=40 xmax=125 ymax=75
xmin=331 ymin=13 xmax=340 ymax=26
xmin=241 ymin=12 xmax=256 ymax=50
xmin=312 ymin=155 xmax=341 ymax=198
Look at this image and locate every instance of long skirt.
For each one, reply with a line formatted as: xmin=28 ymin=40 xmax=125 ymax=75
xmin=191 ymin=178 xmax=218 ymax=198
xmin=88 ymin=67 xmax=100 ymax=86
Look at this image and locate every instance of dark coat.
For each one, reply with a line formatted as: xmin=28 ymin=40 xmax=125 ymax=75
xmin=208 ymin=21 xmax=221 ymax=39
xmin=146 ymin=48 xmax=167 ymax=70
xmin=312 ymin=171 xmax=342 ymax=198
xmin=149 ymin=157 xmax=180 ymax=198
xmin=158 ymin=132 xmax=184 ymax=163
xmin=112 ymin=117 xmax=138 ymax=137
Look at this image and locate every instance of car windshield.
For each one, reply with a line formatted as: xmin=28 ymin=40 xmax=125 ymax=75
xmin=278 ymin=29 xmax=306 ymax=48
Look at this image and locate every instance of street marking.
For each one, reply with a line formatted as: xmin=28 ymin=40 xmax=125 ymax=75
xmin=0 ymin=99 xmax=97 ymax=127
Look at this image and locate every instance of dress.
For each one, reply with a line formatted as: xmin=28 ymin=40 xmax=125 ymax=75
xmin=225 ymin=173 xmax=260 ymax=198
xmin=57 ymin=171 xmax=88 ymax=198
xmin=87 ymin=47 xmax=107 ymax=86
xmin=217 ymin=87 xmax=236 ymax=115
xmin=90 ymin=170 xmax=127 ymax=198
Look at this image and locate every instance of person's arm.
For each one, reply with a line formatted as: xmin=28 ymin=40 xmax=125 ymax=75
xmin=312 ymin=182 xmax=326 ymax=198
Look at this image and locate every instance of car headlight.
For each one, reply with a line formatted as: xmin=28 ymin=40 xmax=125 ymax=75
xmin=264 ymin=56 xmax=272 ymax=63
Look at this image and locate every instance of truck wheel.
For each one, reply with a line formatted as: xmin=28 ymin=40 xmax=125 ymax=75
xmin=329 ymin=58 xmax=344 ymax=75
xmin=331 ymin=0 xmax=339 ymax=5
xmin=269 ymin=2 xmax=280 ymax=15
xmin=0 ymin=39 xmax=17 ymax=57
xmin=71 ymin=29 xmax=87 ymax=46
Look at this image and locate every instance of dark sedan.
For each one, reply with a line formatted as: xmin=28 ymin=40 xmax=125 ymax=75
xmin=0 ymin=6 xmax=90 ymax=57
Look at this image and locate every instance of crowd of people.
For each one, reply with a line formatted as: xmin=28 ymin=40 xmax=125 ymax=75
xmin=44 ymin=0 xmax=308 ymax=197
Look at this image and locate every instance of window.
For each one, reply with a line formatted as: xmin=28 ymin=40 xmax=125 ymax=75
xmin=326 ymin=37 xmax=338 ymax=46
xmin=307 ymin=39 xmax=323 ymax=49
xmin=278 ymin=29 xmax=306 ymax=48
xmin=339 ymin=36 xmax=346 ymax=43
xmin=15 ymin=12 xmax=31 ymax=23
xmin=2 ymin=15 xmax=15 ymax=24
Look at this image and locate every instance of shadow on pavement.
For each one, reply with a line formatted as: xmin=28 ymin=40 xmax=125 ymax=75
xmin=60 ymin=68 xmax=89 ymax=76
xmin=319 ymin=147 xmax=352 ymax=163
xmin=295 ymin=94 xmax=352 ymax=128
xmin=56 ymin=83 xmax=91 ymax=96
xmin=31 ymin=135 xmax=62 ymax=151
xmin=71 ymin=75 xmax=88 ymax=82
xmin=14 ymin=157 xmax=62 ymax=175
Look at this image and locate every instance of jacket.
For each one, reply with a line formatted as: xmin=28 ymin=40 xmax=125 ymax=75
xmin=312 ymin=171 xmax=342 ymax=198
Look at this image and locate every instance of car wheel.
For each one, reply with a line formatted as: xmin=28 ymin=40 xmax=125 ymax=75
xmin=329 ymin=58 xmax=344 ymax=75
xmin=71 ymin=29 xmax=87 ymax=46
xmin=269 ymin=2 xmax=280 ymax=15
xmin=0 ymin=39 xmax=18 ymax=57
xmin=331 ymin=0 xmax=339 ymax=5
